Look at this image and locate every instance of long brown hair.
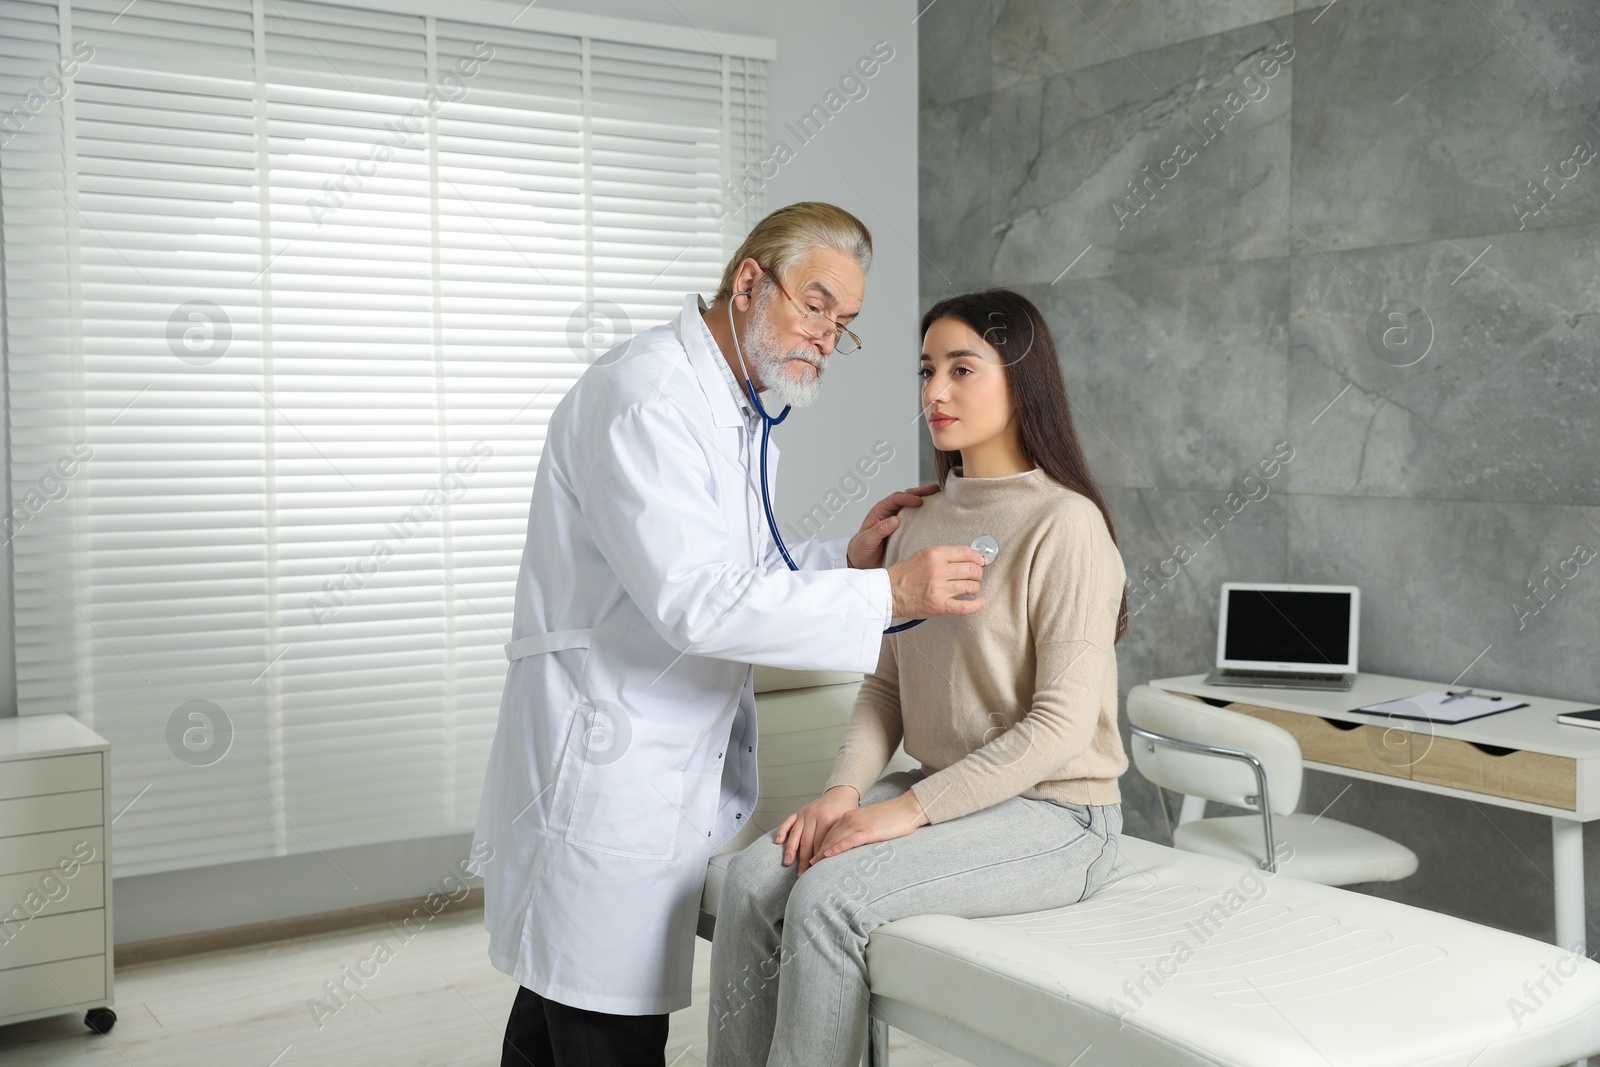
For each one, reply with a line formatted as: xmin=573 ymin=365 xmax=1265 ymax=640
xmin=920 ymin=288 xmax=1129 ymax=644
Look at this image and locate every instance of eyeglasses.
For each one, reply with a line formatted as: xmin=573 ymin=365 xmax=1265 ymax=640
xmin=757 ymin=264 xmax=862 ymax=355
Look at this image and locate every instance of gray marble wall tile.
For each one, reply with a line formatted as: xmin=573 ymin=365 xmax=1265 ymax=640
xmin=1105 ymin=484 xmax=1289 ymax=669
xmin=1288 ymin=222 xmax=1600 ymax=505
xmin=992 ymin=0 xmax=1291 ymax=88
xmin=919 ymin=0 xmax=1600 ymax=945
xmin=1020 ymin=258 xmax=1290 ymax=493
xmin=1291 ymin=0 xmax=1600 ymax=254
xmin=1287 ymin=494 xmax=1600 ymax=704
xmin=920 ymin=93 xmax=993 ymax=297
xmin=919 ymin=0 xmax=997 ymax=107
xmin=991 ymin=18 xmax=1293 ymax=284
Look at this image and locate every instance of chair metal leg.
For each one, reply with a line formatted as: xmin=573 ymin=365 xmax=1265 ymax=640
xmin=868 ymin=1013 xmax=890 ymax=1066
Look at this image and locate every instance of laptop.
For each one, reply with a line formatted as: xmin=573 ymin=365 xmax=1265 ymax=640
xmin=1202 ymin=583 xmax=1359 ymax=691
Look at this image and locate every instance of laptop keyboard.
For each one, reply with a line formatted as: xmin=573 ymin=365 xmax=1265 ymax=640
xmin=1218 ymin=669 xmax=1345 ymax=682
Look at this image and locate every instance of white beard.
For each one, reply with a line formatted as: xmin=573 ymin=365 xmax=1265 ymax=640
xmin=741 ymin=287 xmax=824 ymax=409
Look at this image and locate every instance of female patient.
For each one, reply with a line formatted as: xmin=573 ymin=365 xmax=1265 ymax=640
xmin=707 ymin=288 xmax=1131 ymax=1067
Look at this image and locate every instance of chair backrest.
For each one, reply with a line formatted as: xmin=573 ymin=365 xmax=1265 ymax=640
xmin=1125 ymin=685 xmax=1303 ymax=815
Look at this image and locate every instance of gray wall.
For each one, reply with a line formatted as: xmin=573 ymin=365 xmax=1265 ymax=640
xmin=2 ymin=0 xmax=921 ymax=943
xmin=919 ymin=0 xmax=1600 ymax=942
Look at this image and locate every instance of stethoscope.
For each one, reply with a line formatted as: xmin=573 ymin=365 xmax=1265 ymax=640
xmin=727 ymin=291 xmax=999 ymax=635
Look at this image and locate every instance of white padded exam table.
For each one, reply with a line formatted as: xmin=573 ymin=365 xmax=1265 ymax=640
xmin=705 ymin=834 xmax=1600 ymax=1065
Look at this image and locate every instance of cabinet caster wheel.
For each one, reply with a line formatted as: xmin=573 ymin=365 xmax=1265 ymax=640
xmin=85 ymin=1007 xmax=117 ymax=1034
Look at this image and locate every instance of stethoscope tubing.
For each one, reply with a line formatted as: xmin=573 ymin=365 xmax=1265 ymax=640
xmin=740 ymin=360 xmax=924 ymax=635
xmin=729 ymin=287 xmax=928 ymax=630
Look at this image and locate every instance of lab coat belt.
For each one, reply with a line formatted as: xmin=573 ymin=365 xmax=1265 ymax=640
xmin=504 ymin=628 xmax=594 ymax=662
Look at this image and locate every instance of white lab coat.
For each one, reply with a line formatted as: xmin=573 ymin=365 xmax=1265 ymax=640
xmin=470 ymin=294 xmax=894 ymax=1015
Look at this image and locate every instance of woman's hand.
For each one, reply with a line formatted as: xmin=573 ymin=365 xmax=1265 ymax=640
xmin=813 ymin=790 xmax=929 ymax=862
xmin=776 ymin=785 xmax=860 ymax=874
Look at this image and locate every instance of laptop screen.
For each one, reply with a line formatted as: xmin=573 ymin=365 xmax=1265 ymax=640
xmin=1223 ymin=588 xmax=1353 ymax=669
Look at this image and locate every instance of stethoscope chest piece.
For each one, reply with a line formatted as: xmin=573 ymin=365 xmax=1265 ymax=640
xmin=954 ymin=535 xmax=1001 ymax=603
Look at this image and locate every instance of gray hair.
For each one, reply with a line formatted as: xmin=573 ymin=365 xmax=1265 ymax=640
xmin=715 ymin=201 xmax=873 ymax=302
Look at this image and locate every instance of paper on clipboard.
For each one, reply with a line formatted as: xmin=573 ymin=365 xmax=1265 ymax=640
xmin=1358 ymin=690 xmax=1528 ymax=724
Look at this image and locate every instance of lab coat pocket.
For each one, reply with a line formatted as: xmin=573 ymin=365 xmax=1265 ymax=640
xmin=562 ymin=712 xmax=701 ymax=861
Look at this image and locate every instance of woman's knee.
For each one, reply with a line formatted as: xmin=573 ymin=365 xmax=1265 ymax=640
xmin=723 ymin=833 xmax=796 ymax=908
xmin=780 ymin=868 xmax=850 ymax=943
xmin=781 ymin=844 xmax=894 ymax=937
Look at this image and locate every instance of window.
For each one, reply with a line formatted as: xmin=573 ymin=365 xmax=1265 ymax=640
xmin=0 ymin=0 xmax=768 ymax=875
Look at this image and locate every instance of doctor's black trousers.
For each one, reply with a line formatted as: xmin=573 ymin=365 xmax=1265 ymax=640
xmin=502 ymin=984 xmax=670 ymax=1067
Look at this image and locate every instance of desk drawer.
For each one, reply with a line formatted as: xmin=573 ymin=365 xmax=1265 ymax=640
xmin=0 ymin=907 xmax=106 ymax=970
xmin=0 ymin=790 xmax=102 ymax=837
xmin=0 ymin=827 xmax=104 ymax=878
xmin=0 ymin=753 xmax=101 ymax=801
xmin=0 ymin=863 xmax=104 ymax=922
xmin=1410 ymin=737 xmax=1576 ymax=810
xmin=1222 ymin=701 xmax=1413 ymax=780
xmin=0 ymin=954 xmax=106 ymax=1017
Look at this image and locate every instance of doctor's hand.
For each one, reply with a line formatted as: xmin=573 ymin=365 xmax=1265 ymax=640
xmin=887 ymin=545 xmax=987 ymax=619
xmin=814 ymin=790 xmax=929 ymax=863
xmin=846 ymin=484 xmax=940 ymax=570
xmin=777 ymin=785 xmax=860 ymax=875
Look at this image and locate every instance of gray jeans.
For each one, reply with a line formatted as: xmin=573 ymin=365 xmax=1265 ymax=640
xmin=705 ymin=768 xmax=1122 ymax=1067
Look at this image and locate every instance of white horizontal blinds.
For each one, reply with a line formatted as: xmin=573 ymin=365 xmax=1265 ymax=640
xmin=724 ymin=54 xmax=766 ymax=254
xmin=588 ymin=39 xmax=746 ymax=339
xmin=10 ymin=0 xmax=279 ymax=874
xmin=1 ymin=0 xmax=78 ymax=722
xmin=0 ymin=0 xmax=75 ymax=671
xmin=262 ymin=2 xmax=461 ymax=855
xmin=2 ymin=0 xmax=767 ymax=876
xmin=3 ymin=0 xmax=94 ymax=897
xmin=431 ymin=22 xmax=586 ymax=822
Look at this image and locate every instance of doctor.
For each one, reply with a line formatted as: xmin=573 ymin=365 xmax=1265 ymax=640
xmin=473 ymin=202 xmax=989 ymax=1066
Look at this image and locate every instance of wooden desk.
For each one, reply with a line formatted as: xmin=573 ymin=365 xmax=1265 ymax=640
xmin=1151 ymin=672 xmax=1600 ymax=955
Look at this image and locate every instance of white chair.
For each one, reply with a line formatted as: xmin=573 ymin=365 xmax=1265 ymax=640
xmin=1126 ymin=684 xmax=1418 ymax=886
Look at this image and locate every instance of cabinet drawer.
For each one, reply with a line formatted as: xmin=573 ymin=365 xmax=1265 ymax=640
xmin=0 ymin=907 xmax=106 ymax=970
xmin=1410 ymin=737 xmax=1576 ymax=810
xmin=0 ymin=954 xmax=105 ymax=1018
xmin=0 ymin=790 xmax=102 ymax=837
xmin=1223 ymin=701 xmax=1413 ymax=780
xmin=0 ymin=827 xmax=104 ymax=878
xmin=0 ymin=753 xmax=101 ymax=801
xmin=0 ymin=863 xmax=104 ymax=923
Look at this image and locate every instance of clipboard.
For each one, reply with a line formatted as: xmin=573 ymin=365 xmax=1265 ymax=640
xmin=1357 ymin=689 xmax=1527 ymax=725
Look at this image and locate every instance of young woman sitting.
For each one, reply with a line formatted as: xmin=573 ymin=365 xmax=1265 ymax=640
xmin=706 ymin=287 xmax=1133 ymax=1067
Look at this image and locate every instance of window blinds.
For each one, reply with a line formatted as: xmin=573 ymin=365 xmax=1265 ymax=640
xmin=0 ymin=0 xmax=768 ymax=876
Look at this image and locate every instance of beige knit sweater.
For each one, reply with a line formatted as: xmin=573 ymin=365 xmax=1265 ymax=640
xmin=823 ymin=466 xmax=1129 ymax=823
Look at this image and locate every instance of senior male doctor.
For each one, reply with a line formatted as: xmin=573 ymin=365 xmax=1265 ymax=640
xmin=472 ymin=202 xmax=987 ymax=1067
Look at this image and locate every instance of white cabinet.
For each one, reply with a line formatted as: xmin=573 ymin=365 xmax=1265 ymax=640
xmin=0 ymin=715 xmax=115 ymax=1034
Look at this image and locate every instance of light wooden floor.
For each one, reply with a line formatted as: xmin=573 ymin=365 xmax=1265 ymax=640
xmin=0 ymin=906 xmax=976 ymax=1066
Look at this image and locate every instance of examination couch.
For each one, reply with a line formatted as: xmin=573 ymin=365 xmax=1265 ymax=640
xmin=698 ymin=668 xmax=1600 ymax=1067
